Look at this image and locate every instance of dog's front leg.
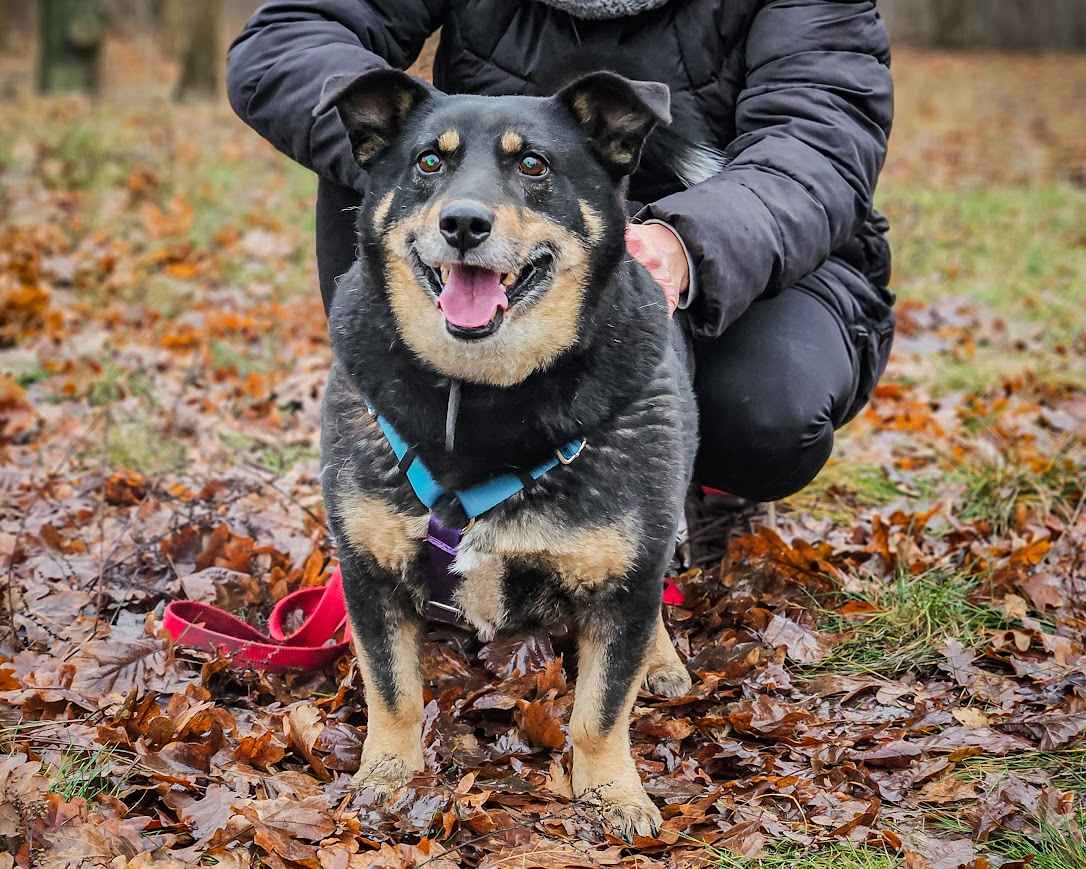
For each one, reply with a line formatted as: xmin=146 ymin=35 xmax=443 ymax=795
xmin=341 ymin=552 xmax=425 ymax=801
xmin=571 ymin=595 xmax=662 ymax=840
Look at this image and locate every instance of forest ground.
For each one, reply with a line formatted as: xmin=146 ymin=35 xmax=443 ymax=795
xmin=1 ymin=43 xmax=1085 ymax=869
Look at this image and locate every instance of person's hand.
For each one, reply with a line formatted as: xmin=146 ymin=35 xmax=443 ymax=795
xmin=625 ymin=223 xmax=689 ymax=316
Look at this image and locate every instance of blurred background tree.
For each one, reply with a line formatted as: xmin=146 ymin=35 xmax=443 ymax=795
xmin=169 ymin=0 xmax=223 ymax=101
xmin=0 ymin=0 xmax=1083 ymax=102
xmin=38 ymin=0 xmax=105 ymax=94
xmin=882 ymin=0 xmax=1086 ymax=51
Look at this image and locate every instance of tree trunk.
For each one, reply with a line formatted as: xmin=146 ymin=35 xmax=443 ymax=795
xmin=881 ymin=0 xmax=1086 ymax=51
xmin=174 ymin=0 xmax=223 ymax=101
xmin=38 ymin=0 xmax=104 ymax=95
xmin=159 ymin=0 xmax=186 ymax=59
xmin=2 ymin=0 xmax=34 ymax=52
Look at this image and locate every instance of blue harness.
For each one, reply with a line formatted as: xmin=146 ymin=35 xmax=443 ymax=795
xmin=370 ymin=409 xmax=586 ymax=623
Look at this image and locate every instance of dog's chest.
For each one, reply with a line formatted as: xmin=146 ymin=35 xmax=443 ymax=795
xmin=447 ymin=508 xmax=639 ymax=639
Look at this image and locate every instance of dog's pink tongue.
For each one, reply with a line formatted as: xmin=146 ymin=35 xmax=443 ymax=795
xmin=437 ymin=265 xmax=508 ymax=329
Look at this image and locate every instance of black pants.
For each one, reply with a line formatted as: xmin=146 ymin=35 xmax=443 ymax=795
xmin=316 ymin=179 xmax=893 ymax=503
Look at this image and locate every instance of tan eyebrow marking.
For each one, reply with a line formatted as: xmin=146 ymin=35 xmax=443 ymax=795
xmin=437 ymin=129 xmax=461 ymax=154
xmin=500 ymin=130 xmax=524 ymax=155
xmin=578 ymin=200 xmax=605 ymax=243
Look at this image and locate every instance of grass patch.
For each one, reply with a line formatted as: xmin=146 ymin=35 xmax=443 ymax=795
xmin=880 ymin=183 xmax=1086 ymax=343
xmin=36 ymin=121 xmax=134 ymax=192
xmin=104 ymin=418 xmax=187 ymax=475
xmin=930 ymin=807 xmax=1086 ymax=869
xmin=932 ymin=353 xmax=1086 ymax=397
xmin=209 ymin=339 xmax=271 ymax=378
xmin=712 ymin=841 xmax=898 ymax=869
xmin=87 ymin=362 xmax=155 ymax=407
xmin=788 ymin=460 xmax=939 ymax=522
xmin=990 ymin=812 xmax=1086 ymax=869
xmin=813 ymin=569 xmax=1004 ymax=676
xmin=47 ymin=746 xmax=129 ymax=801
xmin=15 ymin=367 xmax=51 ymax=388
xmin=951 ymin=446 xmax=1084 ymax=534
xmin=219 ymin=429 xmax=318 ymax=475
xmin=959 ymin=749 xmax=1086 ymax=797
xmin=880 ymin=182 xmax=1086 ymax=400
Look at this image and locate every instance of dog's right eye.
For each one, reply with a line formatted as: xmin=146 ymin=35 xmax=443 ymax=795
xmin=417 ymin=151 xmax=444 ymax=174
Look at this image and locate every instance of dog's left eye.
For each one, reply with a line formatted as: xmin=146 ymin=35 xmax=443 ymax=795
xmin=517 ymin=153 xmax=549 ymax=178
xmin=417 ymin=151 xmax=444 ymax=174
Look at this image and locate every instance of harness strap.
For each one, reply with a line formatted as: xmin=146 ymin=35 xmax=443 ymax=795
xmin=370 ymin=405 xmax=586 ymax=626
xmin=396 ymin=447 xmax=417 ymax=474
xmin=373 ymin=410 xmax=586 ymax=521
xmin=160 ymin=406 xmax=688 ymax=670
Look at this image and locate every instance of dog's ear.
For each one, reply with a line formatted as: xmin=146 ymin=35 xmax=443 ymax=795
xmin=554 ymin=72 xmax=671 ymax=176
xmin=314 ymin=69 xmax=432 ymax=166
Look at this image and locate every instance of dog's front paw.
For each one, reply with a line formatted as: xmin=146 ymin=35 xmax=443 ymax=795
xmin=644 ymin=663 xmax=692 ymax=698
xmin=595 ymin=790 xmax=663 ymax=841
xmin=349 ymin=752 xmax=419 ymax=804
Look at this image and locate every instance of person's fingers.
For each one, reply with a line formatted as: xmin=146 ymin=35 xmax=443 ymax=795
xmin=625 ymin=223 xmax=684 ymax=316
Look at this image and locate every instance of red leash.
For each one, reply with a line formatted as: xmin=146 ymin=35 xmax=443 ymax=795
xmin=164 ymin=567 xmax=685 ymax=672
xmin=163 ymin=567 xmax=351 ymax=673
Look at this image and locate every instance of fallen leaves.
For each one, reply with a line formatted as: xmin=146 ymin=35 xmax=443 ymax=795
xmin=70 ymin=634 xmax=173 ymax=697
xmin=763 ymin=613 xmax=830 ymax=664
xmin=515 ymin=699 xmax=567 ymax=751
xmin=1 ymin=44 xmax=1084 ymax=869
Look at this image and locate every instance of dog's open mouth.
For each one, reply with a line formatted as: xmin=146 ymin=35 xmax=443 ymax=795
xmin=412 ymin=249 xmax=554 ymax=340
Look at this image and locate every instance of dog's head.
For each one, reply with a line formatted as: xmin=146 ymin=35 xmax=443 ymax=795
xmin=317 ymin=70 xmax=670 ymax=387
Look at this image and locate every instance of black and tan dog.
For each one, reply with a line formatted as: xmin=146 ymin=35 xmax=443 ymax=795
xmin=316 ymin=67 xmax=697 ymax=839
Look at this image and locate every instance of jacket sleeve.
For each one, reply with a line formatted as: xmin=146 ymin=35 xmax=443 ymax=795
xmin=227 ymin=0 xmax=446 ymax=191
xmin=641 ymin=0 xmax=892 ymax=339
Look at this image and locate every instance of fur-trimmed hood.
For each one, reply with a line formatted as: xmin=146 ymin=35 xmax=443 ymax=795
xmin=534 ymin=0 xmax=670 ymax=18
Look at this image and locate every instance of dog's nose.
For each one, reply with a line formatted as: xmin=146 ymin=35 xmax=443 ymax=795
xmin=439 ymin=201 xmax=494 ymax=254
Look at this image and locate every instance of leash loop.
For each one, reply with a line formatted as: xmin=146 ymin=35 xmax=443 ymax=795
xmin=163 ymin=567 xmax=351 ymax=673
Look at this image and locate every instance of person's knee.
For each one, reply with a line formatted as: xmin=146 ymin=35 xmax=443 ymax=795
xmin=695 ymin=396 xmax=835 ymax=502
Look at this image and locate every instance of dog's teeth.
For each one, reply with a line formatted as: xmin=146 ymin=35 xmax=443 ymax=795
xmin=440 ymin=265 xmax=451 ymax=284
xmin=501 ymin=273 xmax=515 ymax=287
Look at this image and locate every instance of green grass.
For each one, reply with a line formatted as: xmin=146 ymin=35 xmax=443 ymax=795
xmin=881 ymin=184 xmax=1086 ymax=339
xmin=87 ymin=362 xmax=156 ymax=407
xmin=36 ymin=121 xmax=134 ymax=192
xmin=992 ymin=813 xmax=1086 ymax=869
xmin=960 ymin=749 xmax=1086 ymax=797
xmin=951 ymin=446 xmax=1083 ymax=534
xmin=879 ymin=182 xmax=1086 ymax=397
xmin=104 ymin=417 xmax=188 ymax=475
xmin=813 ymin=569 xmax=1005 ymax=676
xmin=932 ymin=806 xmax=1086 ymax=869
xmin=713 ymin=841 xmax=898 ymax=869
xmin=47 ymin=746 xmax=129 ymax=802
xmin=789 ymin=460 xmax=940 ymax=522
xmin=209 ymin=339 xmax=272 ymax=378
xmin=219 ymin=428 xmax=318 ymax=475
xmin=14 ymin=367 xmax=51 ymax=388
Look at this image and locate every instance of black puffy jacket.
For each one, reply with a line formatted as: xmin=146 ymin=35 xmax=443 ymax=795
xmin=228 ymin=0 xmax=894 ymax=341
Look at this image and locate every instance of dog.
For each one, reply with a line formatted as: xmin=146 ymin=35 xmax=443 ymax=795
xmin=315 ymin=67 xmax=698 ymax=839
